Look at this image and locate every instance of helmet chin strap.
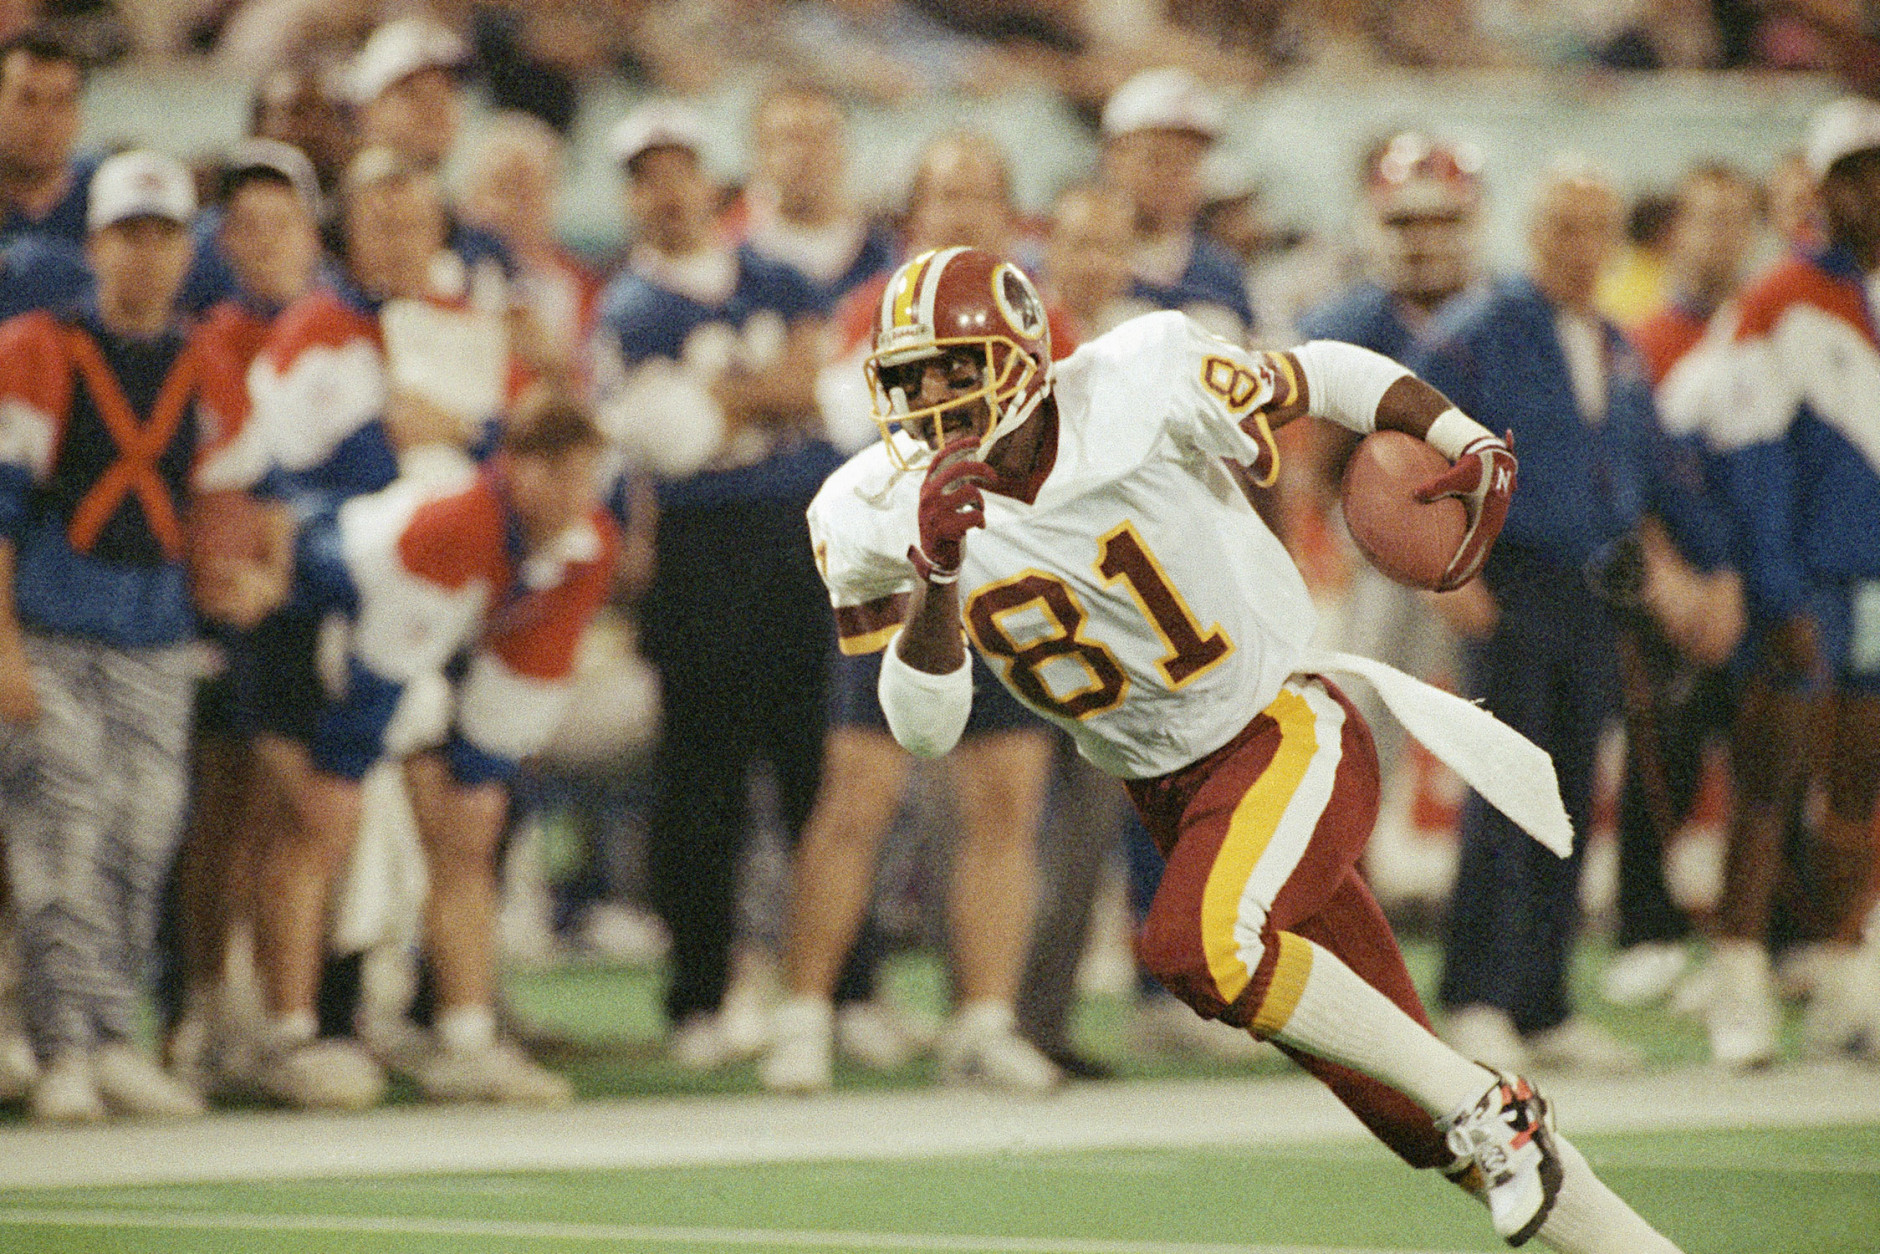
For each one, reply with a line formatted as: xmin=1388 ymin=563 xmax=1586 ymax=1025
xmin=975 ymin=356 xmax=1048 ymax=462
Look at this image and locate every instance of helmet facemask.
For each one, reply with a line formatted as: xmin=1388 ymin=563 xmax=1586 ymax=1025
xmin=866 ymin=336 xmax=1047 ymax=471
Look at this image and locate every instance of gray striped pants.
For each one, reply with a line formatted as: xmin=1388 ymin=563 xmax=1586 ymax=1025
xmin=0 ymin=632 xmax=195 ymax=1059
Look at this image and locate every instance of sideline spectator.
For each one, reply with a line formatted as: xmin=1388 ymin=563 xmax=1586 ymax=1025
xmin=0 ymin=27 xmax=95 ymax=250
xmin=1299 ymin=133 xmax=1483 ymax=781
xmin=245 ymin=148 xmax=503 ymax=1111
xmin=1671 ymin=98 xmax=1880 ymax=1062
xmin=277 ymin=392 xmax=615 ymax=1106
xmin=1602 ymin=163 xmax=1760 ymax=1027
xmin=763 ymin=129 xmax=1063 ymax=1095
xmin=1414 ymin=160 xmax=1653 ymax=1075
xmin=1039 ymin=181 xmax=1137 ymax=341
xmin=163 ymin=140 xmax=322 ymax=1095
xmin=729 ymin=81 xmax=898 ymax=310
xmin=251 ymin=61 xmax=355 ymax=198
xmin=460 ymin=112 xmax=600 ymax=390
xmin=591 ymin=102 xmax=838 ymax=1069
xmin=350 ymin=15 xmax=511 ymax=299
xmin=1098 ymin=67 xmax=1254 ymax=342
xmin=0 ymin=151 xmax=277 ymax=1122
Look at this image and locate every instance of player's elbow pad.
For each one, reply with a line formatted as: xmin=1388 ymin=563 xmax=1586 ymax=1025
xmin=877 ymin=637 xmax=973 ymax=758
xmin=1293 ymin=340 xmax=1410 ymax=434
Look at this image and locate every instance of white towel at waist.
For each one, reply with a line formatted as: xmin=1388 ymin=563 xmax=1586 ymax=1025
xmin=1300 ymin=649 xmax=1574 ymax=858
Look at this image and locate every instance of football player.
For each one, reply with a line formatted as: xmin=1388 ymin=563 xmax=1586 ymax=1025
xmin=809 ymin=246 xmax=1682 ymax=1252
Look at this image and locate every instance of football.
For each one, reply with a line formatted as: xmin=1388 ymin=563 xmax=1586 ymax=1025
xmin=1340 ymin=430 xmax=1468 ymax=591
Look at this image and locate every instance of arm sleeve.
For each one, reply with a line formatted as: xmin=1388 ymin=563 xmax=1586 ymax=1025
xmin=1290 ymin=339 xmax=1411 ymax=434
xmin=877 ymin=635 xmax=973 ymax=758
xmin=450 ymin=520 xmax=618 ymax=785
xmin=1675 ymin=312 xmax=1808 ymax=616
xmin=310 ymin=486 xmax=495 ymax=777
xmin=805 ymin=456 xmax=920 ymax=653
xmin=1165 ymin=314 xmax=1287 ymax=466
xmin=0 ymin=314 xmax=68 ymax=541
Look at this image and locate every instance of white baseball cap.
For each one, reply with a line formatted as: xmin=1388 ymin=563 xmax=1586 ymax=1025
xmin=224 ymin=138 xmax=323 ymax=219
xmin=1101 ymin=67 xmax=1221 ymax=142
xmin=1806 ymin=96 xmax=1880 ymax=179
xmin=609 ymin=101 xmax=708 ymax=171
xmin=349 ymin=16 xmax=469 ymax=106
xmin=87 ymin=150 xmax=196 ymax=231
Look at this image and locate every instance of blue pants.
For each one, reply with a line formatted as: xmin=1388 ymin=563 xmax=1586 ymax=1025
xmin=1438 ymin=548 xmax=1618 ymax=1035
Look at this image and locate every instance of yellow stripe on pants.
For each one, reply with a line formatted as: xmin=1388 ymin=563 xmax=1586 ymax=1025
xmin=1198 ymin=686 xmax=1319 ymax=1007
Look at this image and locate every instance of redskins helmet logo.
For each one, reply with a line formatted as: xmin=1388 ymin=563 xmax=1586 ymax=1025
xmin=991 ymin=263 xmax=1047 ymax=340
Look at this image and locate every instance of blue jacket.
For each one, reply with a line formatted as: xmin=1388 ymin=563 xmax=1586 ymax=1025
xmin=1694 ymin=246 xmax=1880 ymax=618
xmin=1297 ymin=279 xmax=1420 ymax=361
xmin=1409 ymin=275 xmax=1728 ymax=574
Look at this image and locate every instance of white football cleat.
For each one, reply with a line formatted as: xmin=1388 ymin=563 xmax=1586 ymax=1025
xmin=1440 ymin=1071 xmax=1562 ymax=1247
xmin=760 ymin=997 xmax=834 ymax=1094
xmin=937 ymin=1002 xmax=1061 ymax=1095
xmin=254 ymin=1039 xmax=385 ymax=1111
xmin=31 ymin=1050 xmax=104 ymax=1124
xmin=93 ymin=1042 xmax=206 ymax=1119
xmin=414 ymin=1040 xmax=572 ymax=1106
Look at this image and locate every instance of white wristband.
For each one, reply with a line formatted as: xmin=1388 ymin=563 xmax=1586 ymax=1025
xmin=1423 ymin=407 xmax=1497 ymax=460
xmin=877 ymin=634 xmax=974 ymax=758
xmin=1292 ymin=340 xmax=1410 ymax=435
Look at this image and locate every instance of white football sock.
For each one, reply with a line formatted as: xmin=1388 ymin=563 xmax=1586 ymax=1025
xmin=436 ymin=1005 xmax=496 ymax=1054
xmin=1267 ymin=936 xmax=1496 ymax=1118
xmin=1537 ymin=1134 xmax=1684 ymax=1253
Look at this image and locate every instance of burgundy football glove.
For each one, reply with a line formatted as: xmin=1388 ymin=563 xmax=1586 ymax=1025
xmin=1414 ymin=430 xmax=1517 ymax=593
xmin=908 ymin=436 xmax=991 ymax=584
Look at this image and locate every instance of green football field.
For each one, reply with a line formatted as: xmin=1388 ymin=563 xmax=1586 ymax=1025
xmin=2 ymin=943 xmax=1876 ymax=1253
xmin=0 ymin=1121 xmax=1876 ymax=1253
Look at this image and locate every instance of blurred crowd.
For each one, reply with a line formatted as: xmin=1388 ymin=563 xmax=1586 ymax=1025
xmin=8 ymin=1 xmax=1880 ymax=100
xmin=0 ymin=1 xmax=1876 ymax=1126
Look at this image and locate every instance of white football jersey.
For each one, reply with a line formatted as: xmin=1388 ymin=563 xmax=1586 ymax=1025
xmin=808 ymin=310 xmax=1316 ymax=779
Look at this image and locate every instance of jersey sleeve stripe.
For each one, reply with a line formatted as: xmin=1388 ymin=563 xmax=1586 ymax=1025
xmin=835 ymin=593 xmax=908 ymax=655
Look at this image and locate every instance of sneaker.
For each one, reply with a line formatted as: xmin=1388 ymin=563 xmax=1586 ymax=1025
xmin=31 ymin=1050 xmax=104 ymax=1123
xmin=1444 ymin=1004 xmax=1530 ymax=1073
xmin=1040 ymin=1044 xmax=1114 ymax=1081
xmin=414 ymin=1040 xmax=571 ymax=1106
xmin=835 ymin=999 xmax=935 ymax=1071
xmin=1523 ymin=1016 xmax=1644 ymax=1075
xmin=1127 ymin=994 xmax=1270 ymax=1063
xmin=1799 ymin=943 xmax=1880 ymax=1060
xmin=1705 ymin=942 xmax=1778 ymax=1069
xmin=1669 ymin=953 xmax=1720 ymax=1017
xmin=576 ymin=903 xmax=670 ymax=966
xmin=1601 ymin=941 xmax=1689 ymax=1008
xmin=759 ymin=997 xmax=834 ymax=1094
xmin=668 ymin=1012 xmax=743 ymax=1071
xmin=254 ymin=1039 xmax=385 ymax=1111
xmin=0 ymin=1031 xmax=37 ymax=1101
xmin=937 ymin=1003 xmax=1061 ymax=1095
xmin=1439 ymin=1071 xmax=1562 ymax=1246
xmin=93 ymin=1043 xmax=205 ymax=1119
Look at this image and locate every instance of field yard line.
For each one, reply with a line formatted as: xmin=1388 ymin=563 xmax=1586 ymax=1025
xmin=0 ymin=1207 xmax=1487 ymax=1254
xmin=2 ymin=1063 xmax=1877 ymax=1191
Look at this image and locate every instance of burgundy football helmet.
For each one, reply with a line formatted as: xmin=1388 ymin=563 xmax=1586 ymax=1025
xmin=865 ymin=246 xmax=1053 ymax=469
